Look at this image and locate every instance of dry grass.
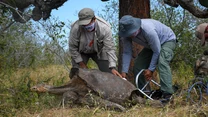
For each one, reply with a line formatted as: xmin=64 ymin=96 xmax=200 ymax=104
xmin=1 ymin=65 xmax=208 ymax=117
xmin=14 ymin=104 xmax=208 ymax=117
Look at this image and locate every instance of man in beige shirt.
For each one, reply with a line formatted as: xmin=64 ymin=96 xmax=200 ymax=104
xmin=69 ymin=8 xmax=122 ymax=78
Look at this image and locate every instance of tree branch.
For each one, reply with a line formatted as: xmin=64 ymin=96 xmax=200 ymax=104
xmin=164 ymin=0 xmax=208 ymax=18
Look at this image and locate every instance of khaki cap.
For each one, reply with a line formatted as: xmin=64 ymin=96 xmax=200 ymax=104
xmin=78 ymin=8 xmax=94 ymax=25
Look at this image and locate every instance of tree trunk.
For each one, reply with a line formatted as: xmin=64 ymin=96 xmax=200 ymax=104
xmin=118 ymin=0 xmax=150 ymax=83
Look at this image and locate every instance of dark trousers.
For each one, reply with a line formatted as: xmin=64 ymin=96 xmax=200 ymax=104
xmin=71 ymin=53 xmax=111 ymax=73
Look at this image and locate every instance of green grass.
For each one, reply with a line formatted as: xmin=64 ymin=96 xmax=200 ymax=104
xmin=0 ymin=64 xmax=207 ymax=117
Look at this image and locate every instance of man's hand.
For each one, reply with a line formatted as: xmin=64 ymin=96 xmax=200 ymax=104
xmin=111 ymin=68 xmax=122 ymax=78
xmin=121 ymin=72 xmax=127 ymax=78
xmin=143 ymin=69 xmax=153 ymax=81
xmin=79 ymin=62 xmax=88 ymax=68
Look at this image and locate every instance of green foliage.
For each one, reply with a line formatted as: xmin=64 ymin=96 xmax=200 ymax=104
xmin=173 ymin=61 xmax=195 ymax=86
xmin=0 ymin=71 xmax=36 ymax=116
xmin=151 ymin=2 xmax=208 ymax=69
xmin=31 ymin=17 xmax=71 ymax=71
xmin=0 ymin=20 xmax=44 ymax=70
xmin=0 ymin=14 xmax=71 ymax=71
xmin=0 ymin=6 xmax=13 ymax=26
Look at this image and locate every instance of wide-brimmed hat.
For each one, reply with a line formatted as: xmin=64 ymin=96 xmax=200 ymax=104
xmin=119 ymin=15 xmax=141 ymax=37
xmin=78 ymin=8 xmax=95 ymax=25
xmin=195 ymin=23 xmax=208 ymax=46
